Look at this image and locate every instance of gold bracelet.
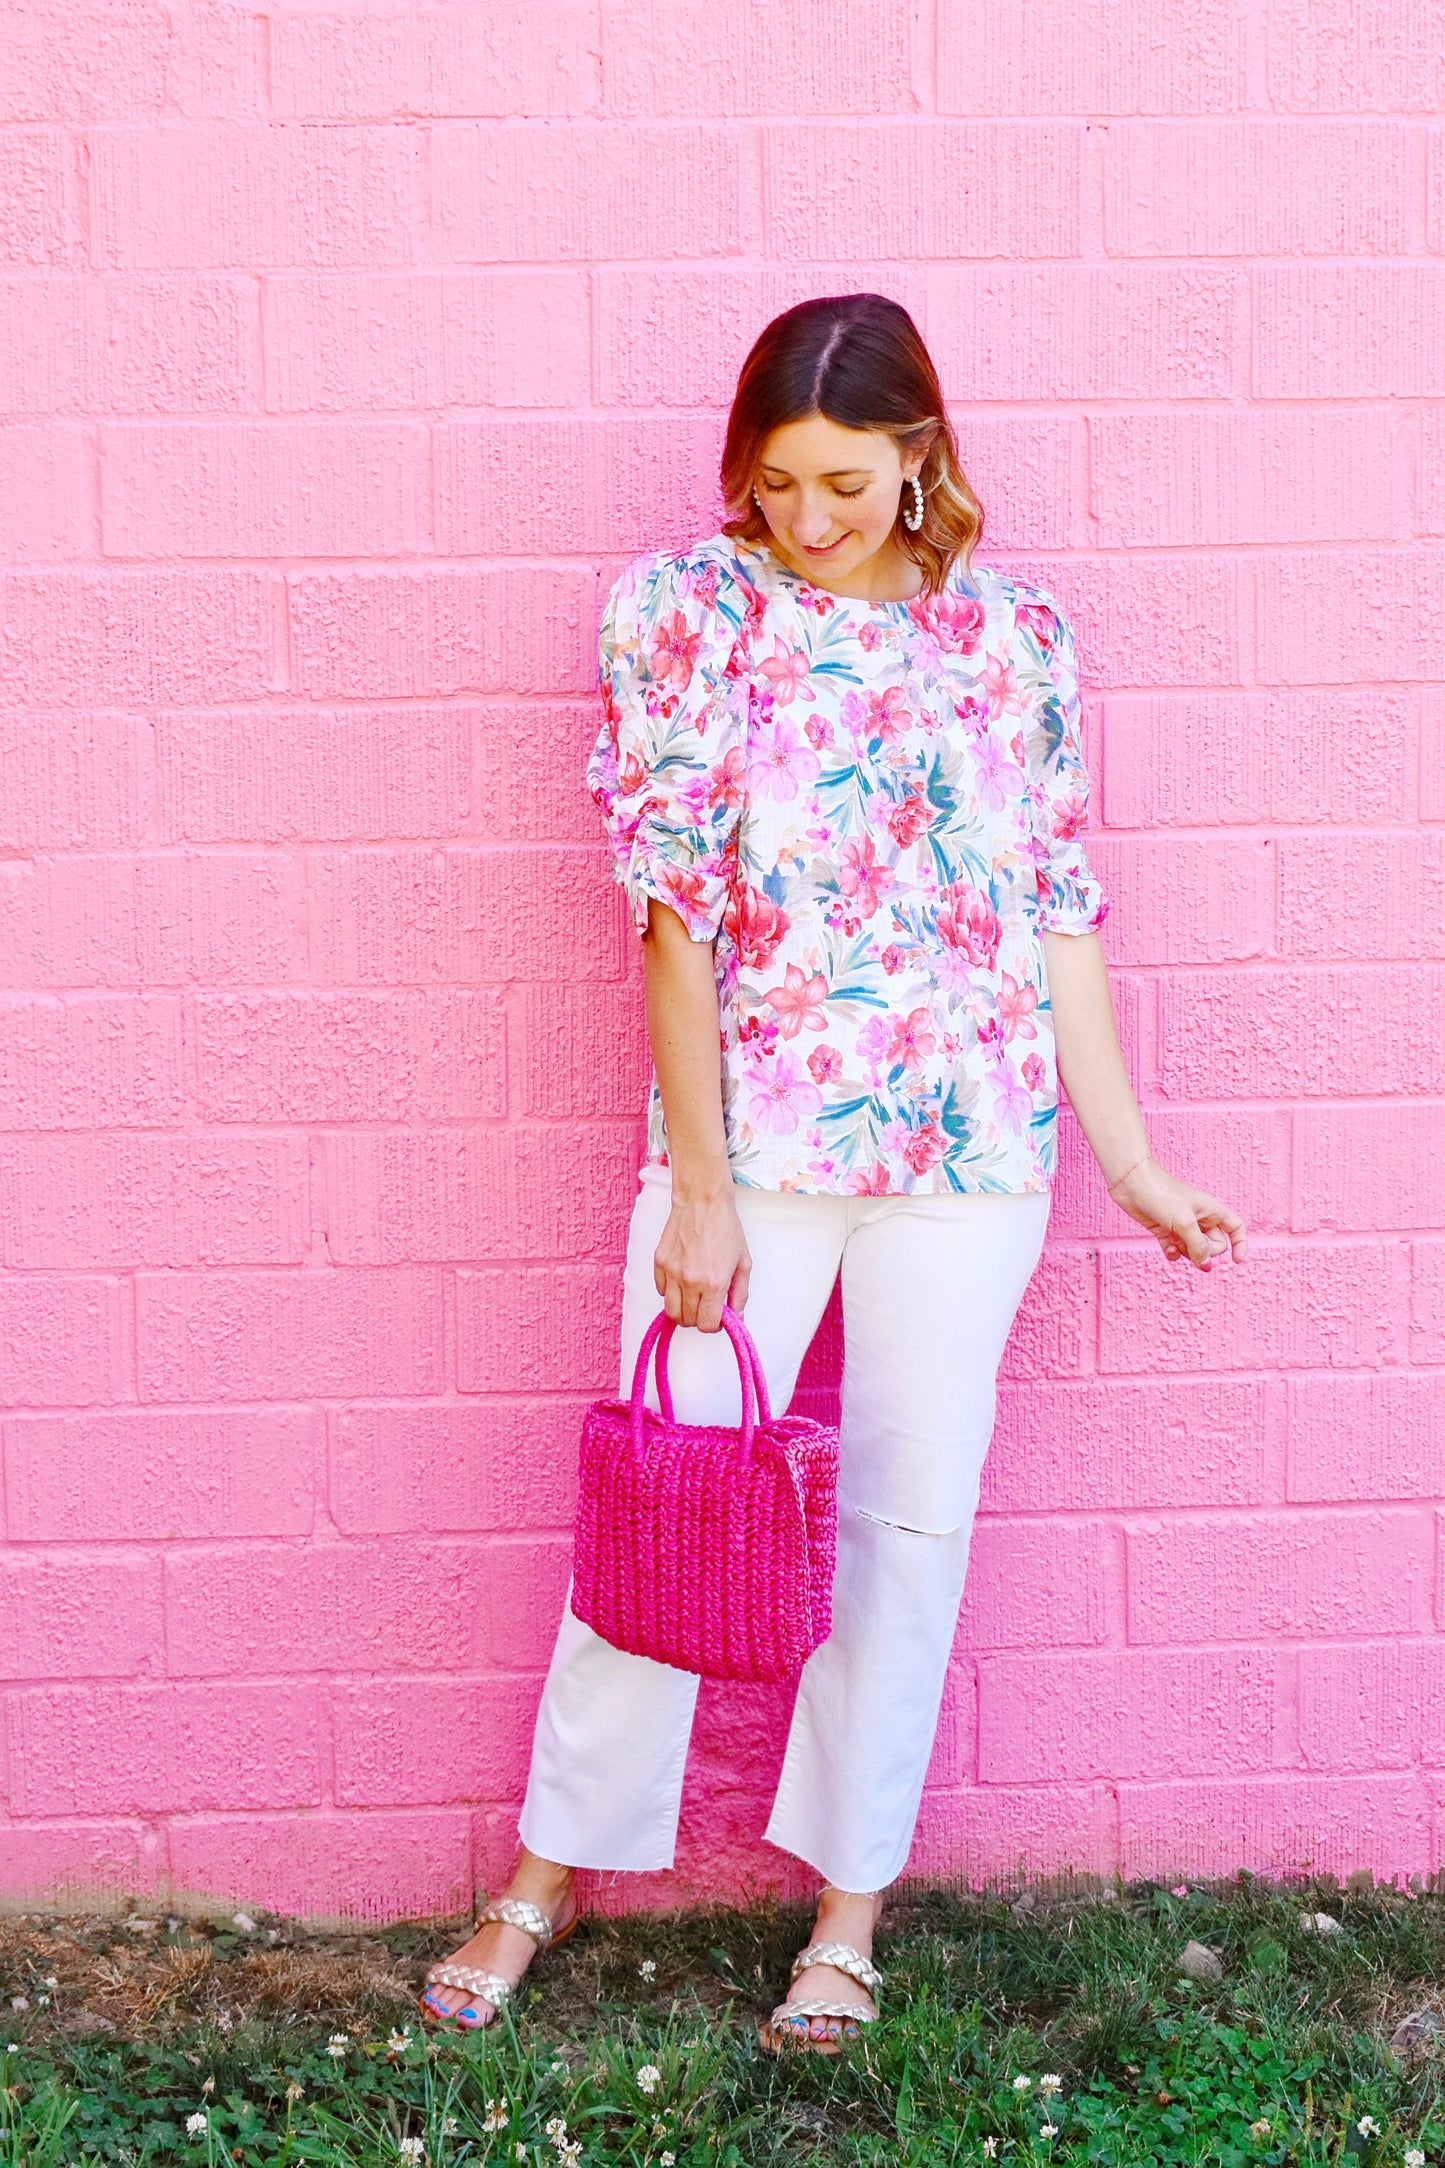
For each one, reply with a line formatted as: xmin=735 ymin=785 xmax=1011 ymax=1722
xmin=1106 ymin=1149 xmax=1154 ymax=1195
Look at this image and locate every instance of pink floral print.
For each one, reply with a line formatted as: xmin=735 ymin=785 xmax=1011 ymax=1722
xmin=588 ymin=534 xmax=1110 ymax=1195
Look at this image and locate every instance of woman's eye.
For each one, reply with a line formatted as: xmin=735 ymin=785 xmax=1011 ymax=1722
xmin=835 ymin=486 xmax=867 ymax=499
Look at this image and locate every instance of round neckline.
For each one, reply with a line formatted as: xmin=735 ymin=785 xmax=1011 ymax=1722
xmin=734 ymin=536 xmax=925 ymax=614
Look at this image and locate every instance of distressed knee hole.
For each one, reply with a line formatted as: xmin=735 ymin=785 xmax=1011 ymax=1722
xmin=853 ymin=1504 xmax=963 ymax=1538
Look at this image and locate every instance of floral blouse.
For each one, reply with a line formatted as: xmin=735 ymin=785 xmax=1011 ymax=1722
xmin=586 ymin=533 xmax=1110 ymax=1197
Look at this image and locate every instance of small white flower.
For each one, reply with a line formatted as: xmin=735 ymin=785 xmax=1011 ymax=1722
xmin=558 ymin=2149 xmax=581 ymax=2168
xmin=515 ymin=2149 xmax=528 ymax=2163
xmin=202 ymin=2078 xmax=216 ymax=2096
xmin=1250 ymin=2119 xmax=1271 ymax=2139
xmin=1041 ymin=2123 xmax=1059 ymax=2139
xmin=186 ymin=2114 xmax=208 ymax=2137
xmin=483 ymin=2102 xmax=508 ymax=2132
xmin=1357 ymin=2117 xmax=1381 ymax=2139
xmin=5 ymin=2043 xmax=18 ymax=2053
xmin=639 ymin=1958 xmax=657 ymax=1978
xmin=387 ymin=2028 xmax=413 ymax=2054
xmin=1013 ymin=2073 xmax=1032 ymax=2092
xmin=549 ymin=2060 xmax=567 ymax=2075
xmin=285 ymin=2082 xmax=304 ymax=2105
xmin=661 ymin=2155 xmax=676 ymax=2166
xmin=231 ymin=1911 xmax=256 ymax=1934
xmin=398 ymin=2141 xmax=426 ymax=2163
xmin=9 ymin=1996 xmax=28 ymax=2012
xmin=637 ymin=2064 xmax=662 ymax=2095
xmin=42 ymin=1976 xmax=57 ymax=1989
xmin=442 ymin=2117 xmax=459 ymax=2138
xmin=545 ymin=2118 xmax=567 ymax=2142
xmin=216 ymin=2010 xmax=233 ymax=2033
xmin=327 ymin=2033 xmax=349 ymax=2059
xmin=1039 ymin=2073 xmax=1063 ymax=2095
xmin=1404 ymin=2151 xmax=1426 ymax=2167
xmin=983 ymin=2142 xmax=998 ymax=2160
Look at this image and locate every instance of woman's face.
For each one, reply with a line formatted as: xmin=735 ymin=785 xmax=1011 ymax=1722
xmin=751 ymin=413 xmax=922 ymax=592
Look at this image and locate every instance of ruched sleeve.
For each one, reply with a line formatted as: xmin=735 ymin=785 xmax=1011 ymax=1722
xmin=587 ymin=548 xmax=751 ymax=943
xmin=1015 ymin=587 xmax=1111 ymax=937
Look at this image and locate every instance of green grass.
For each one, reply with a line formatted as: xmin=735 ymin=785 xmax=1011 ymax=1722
xmin=4 ymin=1872 xmax=1445 ymax=2166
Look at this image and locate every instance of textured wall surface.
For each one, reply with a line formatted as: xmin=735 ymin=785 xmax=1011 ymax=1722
xmin=1 ymin=0 xmax=1443 ymax=1924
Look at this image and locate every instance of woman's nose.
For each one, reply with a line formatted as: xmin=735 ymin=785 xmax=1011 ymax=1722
xmin=793 ymin=496 xmax=836 ymax=543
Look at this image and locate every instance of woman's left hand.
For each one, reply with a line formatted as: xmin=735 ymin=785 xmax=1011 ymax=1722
xmin=1106 ymin=1156 xmax=1248 ymax=1270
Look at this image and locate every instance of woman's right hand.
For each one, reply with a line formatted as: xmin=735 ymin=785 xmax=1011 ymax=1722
xmin=653 ymin=1188 xmax=752 ymax=1332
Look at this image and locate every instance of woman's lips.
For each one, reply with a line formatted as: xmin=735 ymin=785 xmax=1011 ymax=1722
xmin=801 ymin=533 xmax=849 ymax=556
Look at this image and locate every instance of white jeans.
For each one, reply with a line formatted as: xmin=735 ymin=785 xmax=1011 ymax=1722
xmin=519 ymin=1163 xmax=1052 ymax=1893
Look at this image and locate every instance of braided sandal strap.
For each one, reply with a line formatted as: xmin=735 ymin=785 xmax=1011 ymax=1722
xmin=789 ymin=1940 xmax=883 ymax=1996
xmin=476 ymin=1897 xmax=556 ymax=1949
xmin=424 ymin=1963 xmax=515 ymax=2007
xmin=769 ymin=1996 xmax=877 ymax=2026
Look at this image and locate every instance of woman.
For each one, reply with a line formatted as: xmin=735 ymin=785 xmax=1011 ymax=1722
xmin=421 ymin=294 xmax=1248 ymax=2052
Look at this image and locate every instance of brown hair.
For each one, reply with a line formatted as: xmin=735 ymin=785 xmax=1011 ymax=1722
xmin=719 ymin=293 xmax=983 ymax=596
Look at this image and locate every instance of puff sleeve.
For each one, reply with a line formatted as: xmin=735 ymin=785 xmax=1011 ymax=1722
xmin=1016 ymin=587 xmax=1111 ymax=936
xmin=586 ymin=549 xmax=751 ymax=943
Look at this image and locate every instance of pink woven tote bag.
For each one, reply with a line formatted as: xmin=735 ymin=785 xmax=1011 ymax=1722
xmin=571 ymin=1303 xmax=839 ymax=1684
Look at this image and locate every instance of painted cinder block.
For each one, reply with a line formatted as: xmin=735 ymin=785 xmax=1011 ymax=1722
xmin=0 ymin=129 xmax=79 ymax=266
xmin=329 ymin=1399 xmax=578 ymax=1536
xmin=307 ymin=847 xmax=626 ymax=985
xmin=0 ymin=2 xmax=261 ymax=123
xmin=0 ymin=1266 xmax=121 ymax=1422
xmin=1118 ymin=1774 xmax=1431 ymax=1881
xmin=1084 ymin=836 xmax=1272 ymax=965
xmin=1100 ymin=1239 xmax=1409 ymax=1375
xmin=978 ymin=1647 xmax=1275 ymax=1783
xmin=1413 ymin=1241 xmax=1445 ymax=1366
xmin=270 ymin=2 xmax=595 ymax=120
xmin=1276 ymin=834 xmax=1445 ymax=962
xmin=0 ymin=710 xmax=148 ymax=850
xmin=1288 ymin=1375 xmax=1445 ymax=1505
xmin=1090 ymin=410 xmax=1400 ymax=549
xmin=287 ymin=568 xmax=596 ymax=700
xmin=0 ymin=1819 xmax=162 ymax=1910
xmin=323 ymin=1125 xmax=636 ymax=1266
xmin=0 ymin=851 xmax=302 ymax=988
xmin=1159 ymin=969 xmax=1445 ymax=1100
xmin=516 ymin=984 xmax=650 ymax=1120
xmin=430 ymin=125 xmax=743 ymax=263
xmin=0 ymin=274 xmax=260 ymax=415
xmin=331 ymin=1675 xmax=541 ymax=1805
xmin=907 ymin=1782 xmax=1117 ymax=1887
xmin=999 ymin=1250 xmax=1096 ymax=1382
xmin=456 ymin=1264 xmax=623 ymax=1395
xmin=90 ymin=126 xmax=419 ymax=270
xmin=265 ymin=271 xmax=589 ymax=412
xmin=6 ymin=1682 xmax=322 ymax=1815
xmin=5 ymin=1407 xmax=318 ymax=1542
xmin=928 ymin=266 xmax=1242 ymax=402
xmin=1253 ymin=269 xmax=1445 ymax=398
xmin=0 ymin=994 xmax=185 ymax=1130
xmin=987 ymin=1378 xmax=1274 ymax=1514
xmin=0 ymin=571 xmax=276 ymax=705
xmin=595 ymin=268 xmax=929 ymax=409
xmin=1103 ymin=123 xmax=1407 ymax=257
xmin=1298 ymin=1642 xmax=1445 ymax=1771
xmin=162 ymin=1537 xmax=565 ymax=1677
xmin=153 ymin=706 xmax=470 ymax=845
xmin=1293 ymin=1104 xmax=1445 ymax=1236
xmin=1126 ymin=1508 xmax=1434 ymax=1644
xmin=602 ymin=0 xmax=914 ymax=115
xmin=0 ymin=1133 xmax=309 ymax=1269
xmin=1051 ymin=1105 xmax=1292 ymax=1242
xmin=102 ymin=422 xmax=428 ymax=559
xmin=165 ymin=1809 xmax=473 ymax=1926
xmin=0 ymin=1549 xmax=160 ymax=1680
xmin=960 ymin=1517 xmax=1110 ymax=1650
xmin=764 ymin=124 xmax=1082 ymax=260
xmin=1005 ymin=552 xmax=1240 ymax=689
xmin=1102 ymin=690 xmax=1411 ymax=828
xmin=0 ymin=423 xmax=91 ymax=559
xmin=1255 ymin=550 xmax=1445 ymax=685
xmin=938 ymin=0 xmax=1244 ymax=115
xmin=195 ymin=991 xmax=507 ymax=1124
xmin=1427 ymin=691 xmax=1445 ymax=823
xmin=135 ymin=1268 xmax=444 ymax=1402
xmin=1267 ymin=0 xmax=1445 ymax=112
xmin=471 ymin=704 xmax=608 ymax=846
xmin=435 ymin=418 xmax=723 ymax=559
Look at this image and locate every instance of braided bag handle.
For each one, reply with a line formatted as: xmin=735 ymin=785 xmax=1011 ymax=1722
xmin=628 ymin=1303 xmax=773 ymax=1457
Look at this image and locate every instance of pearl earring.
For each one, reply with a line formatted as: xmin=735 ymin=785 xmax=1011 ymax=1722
xmin=752 ymin=486 xmax=763 ymax=510
xmin=902 ymin=475 xmax=924 ymax=532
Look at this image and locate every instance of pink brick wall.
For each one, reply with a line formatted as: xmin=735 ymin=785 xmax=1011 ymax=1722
xmin=1 ymin=0 xmax=1441 ymax=1923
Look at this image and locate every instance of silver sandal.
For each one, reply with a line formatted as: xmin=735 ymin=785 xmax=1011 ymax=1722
xmin=760 ymin=1937 xmax=883 ymax=2054
xmin=420 ymin=1896 xmax=579 ymax=2027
